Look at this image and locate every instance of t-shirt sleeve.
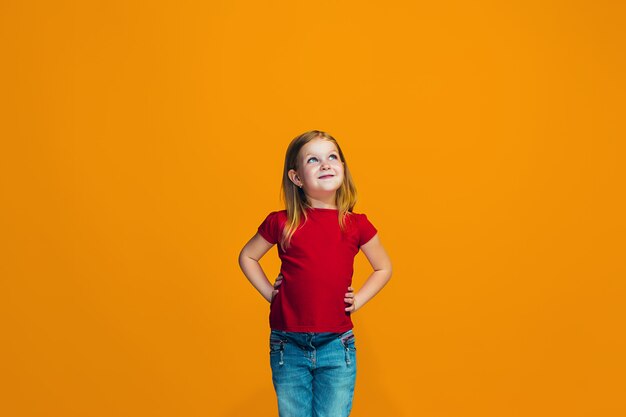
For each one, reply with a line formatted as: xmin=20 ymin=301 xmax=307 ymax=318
xmin=257 ymin=211 xmax=279 ymax=244
xmin=358 ymin=213 xmax=378 ymax=248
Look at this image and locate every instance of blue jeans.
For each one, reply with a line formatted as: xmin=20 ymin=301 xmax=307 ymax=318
xmin=269 ymin=329 xmax=357 ymax=417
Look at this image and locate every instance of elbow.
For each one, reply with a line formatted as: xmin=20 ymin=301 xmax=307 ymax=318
xmin=237 ymin=248 xmax=249 ymax=269
xmin=238 ymin=248 xmax=259 ymax=267
xmin=374 ymin=264 xmax=392 ymax=283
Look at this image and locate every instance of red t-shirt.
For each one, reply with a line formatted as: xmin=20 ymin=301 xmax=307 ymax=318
xmin=257 ymin=207 xmax=378 ymax=333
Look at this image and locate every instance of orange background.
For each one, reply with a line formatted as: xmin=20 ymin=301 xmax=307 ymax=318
xmin=1 ymin=1 xmax=625 ymax=416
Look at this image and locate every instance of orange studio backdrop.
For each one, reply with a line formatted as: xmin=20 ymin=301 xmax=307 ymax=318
xmin=1 ymin=1 xmax=625 ymax=416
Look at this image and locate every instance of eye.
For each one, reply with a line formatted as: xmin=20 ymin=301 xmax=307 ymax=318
xmin=329 ymin=154 xmax=338 ymax=160
xmin=306 ymin=157 xmax=318 ymax=163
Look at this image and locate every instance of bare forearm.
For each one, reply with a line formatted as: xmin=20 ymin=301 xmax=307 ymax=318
xmin=238 ymin=254 xmax=274 ymax=303
xmin=355 ymin=269 xmax=392 ymax=310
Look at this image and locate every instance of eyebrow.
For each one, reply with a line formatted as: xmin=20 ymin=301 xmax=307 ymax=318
xmin=303 ymin=150 xmax=338 ymax=159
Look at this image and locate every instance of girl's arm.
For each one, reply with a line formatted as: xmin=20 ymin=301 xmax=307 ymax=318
xmin=345 ymin=233 xmax=393 ymax=313
xmin=238 ymin=233 xmax=279 ymax=303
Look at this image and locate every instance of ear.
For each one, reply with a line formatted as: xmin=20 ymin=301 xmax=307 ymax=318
xmin=288 ymin=169 xmax=301 ymax=187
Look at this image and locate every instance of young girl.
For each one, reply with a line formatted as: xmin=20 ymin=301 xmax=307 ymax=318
xmin=238 ymin=130 xmax=392 ymax=417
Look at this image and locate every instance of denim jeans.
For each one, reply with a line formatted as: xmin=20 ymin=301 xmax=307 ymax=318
xmin=269 ymin=329 xmax=357 ymax=417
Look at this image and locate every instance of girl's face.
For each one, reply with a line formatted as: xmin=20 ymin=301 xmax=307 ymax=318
xmin=289 ymin=138 xmax=345 ymax=204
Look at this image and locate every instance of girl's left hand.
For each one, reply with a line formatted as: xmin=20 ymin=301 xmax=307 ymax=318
xmin=270 ymin=274 xmax=283 ymax=303
xmin=344 ymin=286 xmax=358 ymax=314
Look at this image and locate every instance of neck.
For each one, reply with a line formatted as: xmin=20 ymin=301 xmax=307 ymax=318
xmin=305 ymin=197 xmax=337 ymax=210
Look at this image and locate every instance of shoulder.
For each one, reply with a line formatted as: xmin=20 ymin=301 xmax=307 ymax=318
xmin=271 ymin=210 xmax=287 ymax=220
xmin=346 ymin=211 xmax=373 ymax=222
xmin=348 ymin=211 xmax=378 ymax=246
xmin=264 ymin=209 xmax=287 ymax=217
xmin=343 ymin=211 xmax=376 ymax=230
xmin=262 ymin=209 xmax=288 ymax=225
xmin=257 ymin=210 xmax=287 ymax=244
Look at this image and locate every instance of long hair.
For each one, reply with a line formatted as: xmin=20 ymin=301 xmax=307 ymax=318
xmin=277 ymin=130 xmax=359 ymax=251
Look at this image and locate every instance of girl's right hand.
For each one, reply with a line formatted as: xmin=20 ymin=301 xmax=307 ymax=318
xmin=270 ymin=274 xmax=284 ymax=303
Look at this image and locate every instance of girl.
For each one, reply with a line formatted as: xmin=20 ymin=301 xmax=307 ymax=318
xmin=238 ymin=130 xmax=392 ymax=417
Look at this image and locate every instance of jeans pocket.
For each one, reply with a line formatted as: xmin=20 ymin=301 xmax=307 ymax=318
xmin=338 ymin=330 xmax=356 ymax=350
xmin=269 ymin=334 xmax=287 ymax=365
xmin=338 ymin=331 xmax=356 ymax=366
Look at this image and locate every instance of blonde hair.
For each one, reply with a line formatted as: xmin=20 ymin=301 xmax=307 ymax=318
xmin=276 ymin=130 xmax=359 ymax=251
